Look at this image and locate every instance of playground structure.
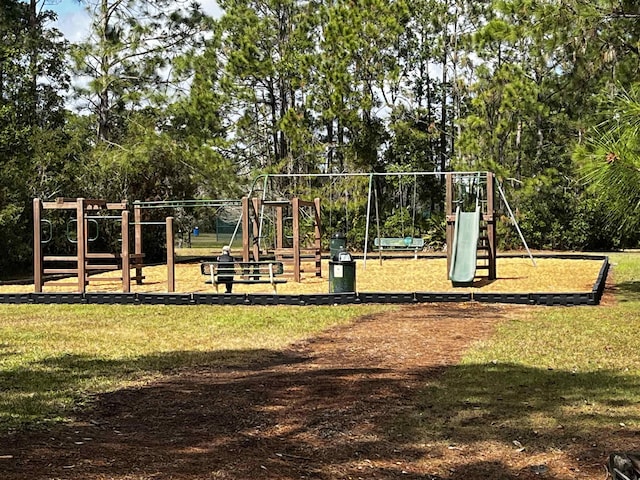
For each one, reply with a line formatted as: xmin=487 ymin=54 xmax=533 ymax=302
xmin=241 ymin=196 xmax=322 ymax=282
xmin=33 ymin=198 xmax=175 ymax=293
xmin=445 ymin=172 xmax=497 ymax=285
xmin=30 ymin=171 xmax=535 ymax=295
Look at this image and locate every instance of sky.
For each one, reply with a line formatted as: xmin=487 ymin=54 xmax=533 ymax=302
xmin=46 ymin=0 xmax=223 ymax=42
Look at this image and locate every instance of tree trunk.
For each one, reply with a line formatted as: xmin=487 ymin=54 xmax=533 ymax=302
xmin=440 ymin=31 xmax=448 ymax=174
xmin=28 ymin=0 xmax=38 ymax=118
xmin=97 ymin=0 xmax=111 ymax=142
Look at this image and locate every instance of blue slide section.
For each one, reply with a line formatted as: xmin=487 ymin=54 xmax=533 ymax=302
xmin=449 ymin=206 xmax=480 ymax=285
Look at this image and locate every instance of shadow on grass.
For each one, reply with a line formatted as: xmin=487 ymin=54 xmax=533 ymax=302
xmin=1 ymin=348 xmax=636 ymax=479
xmin=614 ymin=281 xmax=640 ymax=303
xmin=0 ymin=348 xmax=295 ymax=431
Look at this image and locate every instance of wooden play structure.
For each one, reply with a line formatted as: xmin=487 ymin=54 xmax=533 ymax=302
xmin=445 ymin=172 xmax=497 ymax=283
xmin=33 ymin=198 xmax=175 ymax=293
xmin=241 ymin=196 xmax=322 ymax=282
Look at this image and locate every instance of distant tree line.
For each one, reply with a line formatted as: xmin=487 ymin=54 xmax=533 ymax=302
xmin=1 ymin=0 xmax=639 ymax=277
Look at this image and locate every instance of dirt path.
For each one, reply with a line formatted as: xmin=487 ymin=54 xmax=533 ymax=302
xmin=0 ymin=303 xmax=609 ymax=479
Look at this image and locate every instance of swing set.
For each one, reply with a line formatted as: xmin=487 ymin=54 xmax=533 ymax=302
xmin=371 ymin=173 xmax=425 ymax=256
xmin=243 ymin=171 xmax=534 ymax=275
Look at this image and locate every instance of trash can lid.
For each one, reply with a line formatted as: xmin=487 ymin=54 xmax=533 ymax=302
xmin=332 ymin=232 xmax=346 ymax=238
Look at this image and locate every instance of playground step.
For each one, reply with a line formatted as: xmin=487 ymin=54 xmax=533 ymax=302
xmin=44 ymin=268 xmax=78 ymax=274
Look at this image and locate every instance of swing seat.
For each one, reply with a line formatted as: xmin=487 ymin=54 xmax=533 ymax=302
xmin=374 ymin=237 xmax=425 ymax=251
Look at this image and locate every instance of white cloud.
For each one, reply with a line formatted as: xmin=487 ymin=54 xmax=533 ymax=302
xmin=50 ymin=0 xmax=222 ymax=43
xmin=53 ymin=8 xmax=91 ymax=43
xmin=199 ymin=0 xmax=223 ymax=18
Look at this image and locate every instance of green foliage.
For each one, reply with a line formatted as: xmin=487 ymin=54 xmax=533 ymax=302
xmin=0 ymin=0 xmax=69 ymax=277
xmin=575 ymin=84 xmax=640 ymax=240
xmin=70 ymin=0 xmax=210 ymax=143
xmin=423 ymin=212 xmax=446 ymax=251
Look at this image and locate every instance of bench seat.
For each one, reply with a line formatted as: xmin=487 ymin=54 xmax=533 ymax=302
xmin=374 ymin=237 xmax=425 ymax=250
xmin=200 ymin=260 xmax=287 ymax=293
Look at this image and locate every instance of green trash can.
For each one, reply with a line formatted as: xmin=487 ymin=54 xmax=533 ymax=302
xmin=329 ymin=249 xmax=356 ymax=293
xmin=330 ymin=232 xmax=347 ymax=260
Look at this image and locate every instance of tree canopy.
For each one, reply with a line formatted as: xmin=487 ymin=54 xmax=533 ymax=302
xmin=1 ymin=0 xmax=639 ymax=277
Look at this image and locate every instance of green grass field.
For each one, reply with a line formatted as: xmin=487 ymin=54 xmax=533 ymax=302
xmin=1 ymin=252 xmax=640 ymax=444
xmin=395 ymin=252 xmax=640 ymax=451
xmin=0 ymin=303 xmax=391 ymax=431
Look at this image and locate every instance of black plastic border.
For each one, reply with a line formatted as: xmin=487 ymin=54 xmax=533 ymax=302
xmin=9 ymin=256 xmax=609 ymax=307
xmin=415 ymin=292 xmax=473 ymax=303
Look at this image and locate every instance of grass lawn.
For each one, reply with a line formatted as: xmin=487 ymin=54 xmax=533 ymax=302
xmin=1 ymin=250 xmax=639 ymax=460
xmin=396 ymin=252 xmax=640 ymax=469
xmin=0 ymin=303 xmax=391 ymax=431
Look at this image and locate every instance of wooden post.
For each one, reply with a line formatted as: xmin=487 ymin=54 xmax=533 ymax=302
xmin=445 ymin=174 xmax=454 ymax=276
xmin=166 ymin=216 xmax=175 ymax=292
xmin=76 ymin=198 xmax=86 ymax=293
xmin=33 ymin=198 xmax=43 ymax=293
xmin=486 ymin=172 xmax=497 ymax=280
xmin=251 ymin=197 xmax=261 ymax=262
xmin=292 ymin=197 xmax=300 ymax=282
xmin=134 ymin=203 xmax=143 ymax=284
xmin=314 ymin=197 xmax=322 ymax=277
xmin=242 ymin=197 xmax=250 ymax=262
xmin=121 ymin=210 xmax=130 ymax=292
xmin=275 ymin=205 xmax=283 ymax=260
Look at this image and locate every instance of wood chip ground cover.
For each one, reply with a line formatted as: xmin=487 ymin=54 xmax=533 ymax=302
xmin=2 ymin=256 xmax=603 ymax=295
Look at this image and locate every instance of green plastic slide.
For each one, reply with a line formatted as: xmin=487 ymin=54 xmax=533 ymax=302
xmin=449 ymin=206 xmax=481 ymax=285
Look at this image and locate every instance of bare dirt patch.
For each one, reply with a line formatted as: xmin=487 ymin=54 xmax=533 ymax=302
xmin=0 ymin=301 xmax=618 ymax=479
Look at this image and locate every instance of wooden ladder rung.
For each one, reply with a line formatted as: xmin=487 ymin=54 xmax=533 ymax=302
xmin=44 ymin=268 xmax=78 ymax=274
xmin=43 ymin=282 xmax=86 ymax=287
xmin=86 ymin=253 xmax=119 ymax=259
xmin=86 ymin=265 xmax=119 ymax=271
xmin=43 ymin=256 xmax=77 ymax=262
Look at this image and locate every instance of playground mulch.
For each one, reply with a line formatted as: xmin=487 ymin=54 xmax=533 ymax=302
xmin=3 ymin=255 xmax=604 ymax=295
xmin=0 ymin=299 xmax=616 ymax=480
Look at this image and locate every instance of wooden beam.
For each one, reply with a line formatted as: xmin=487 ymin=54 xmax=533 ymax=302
xmin=33 ymin=198 xmax=42 ymax=293
xmin=122 ymin=210 xmax=130 ymax=292
xmin=314 ymin=197 xmax=322 ymax=277
xmin=166 ymin=217 xmax=175 ymax=292
xmin=77 ymin=198 xmax=86 ymax=293
xmin=292 ymin=197 xmax=300 ymax=282
xmin=486 ymin=172 xmax=497 ymax=280
xmin=134 ymin=204 xmax=143 ymax=285
xmin=445 ymin=174 xmax=454 ymax=276
xmin=242 ymin=197 xmax=250 ymax=262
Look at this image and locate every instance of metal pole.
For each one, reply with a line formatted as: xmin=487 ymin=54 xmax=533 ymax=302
xmin=496 ymin=181 xmax=536 ymax=267
xmin=412 ymin=173 xmax=417 ymax=237
xmin=374 ymin=183 xmax=382 ymax=266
